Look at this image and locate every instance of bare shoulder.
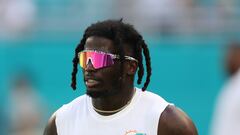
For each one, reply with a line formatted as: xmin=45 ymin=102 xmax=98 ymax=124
xmin=44 ymin=112 xmax=58 ymax=135
xmin=158 ymin=105 xmax=198 ymax=135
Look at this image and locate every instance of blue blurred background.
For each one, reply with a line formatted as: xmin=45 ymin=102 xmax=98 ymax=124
xmin=0 ymin=0 xmax=240 ymax=135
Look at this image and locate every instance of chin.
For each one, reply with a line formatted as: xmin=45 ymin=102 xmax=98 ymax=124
xmin=86 ymin=87 xmax=119 ymax=99
xmin=86 ymin=88 xmax=108 ymax=98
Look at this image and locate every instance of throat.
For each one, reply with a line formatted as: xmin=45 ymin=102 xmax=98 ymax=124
xmin=91 ymin=88 xmax=136 ymax=116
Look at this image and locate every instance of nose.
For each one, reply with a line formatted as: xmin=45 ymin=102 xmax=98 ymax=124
xmin=85 ymin=59 xmax=96 ymax=71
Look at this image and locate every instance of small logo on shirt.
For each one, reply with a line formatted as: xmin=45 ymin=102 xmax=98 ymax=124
xmin=125 ymin=130 xmax=146 ymax=135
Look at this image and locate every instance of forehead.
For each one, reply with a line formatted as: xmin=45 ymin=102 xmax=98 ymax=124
xmin=84 ymin=36 xmax=116 ymax=53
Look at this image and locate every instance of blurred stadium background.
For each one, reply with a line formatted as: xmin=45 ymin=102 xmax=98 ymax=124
xmin=0 ymin=0 xmax=240 ymax=135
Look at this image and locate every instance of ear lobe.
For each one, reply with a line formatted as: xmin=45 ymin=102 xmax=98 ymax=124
xmin=127 ymin=61 xmax=138 ymax=75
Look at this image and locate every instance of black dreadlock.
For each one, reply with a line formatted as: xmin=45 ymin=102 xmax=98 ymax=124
xmin=71 ymin=19 xmax=151 ymax=91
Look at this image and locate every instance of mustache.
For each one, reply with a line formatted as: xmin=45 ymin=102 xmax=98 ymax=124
xmin=84 ymin=71 xmax=101 ymax=82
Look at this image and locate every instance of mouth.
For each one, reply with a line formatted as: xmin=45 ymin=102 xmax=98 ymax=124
xmin=85 ymin=79 xmax=100 ymax=88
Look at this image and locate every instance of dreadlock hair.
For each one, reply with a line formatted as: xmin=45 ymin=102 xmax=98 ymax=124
xmin=71 ymin=19 xmax=152 ymax=91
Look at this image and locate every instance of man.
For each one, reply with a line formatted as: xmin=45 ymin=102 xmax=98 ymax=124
xmin=44 ymin=19 xmax=198 ymax=135
xmin=210 ymin=43 xmax=240 ymax=135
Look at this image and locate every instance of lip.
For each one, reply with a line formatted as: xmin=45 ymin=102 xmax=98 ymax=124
xmin=84 ymin=76 xmax=101 ymax=88
xmin=85 ymin=79 xmax=100 ymax=88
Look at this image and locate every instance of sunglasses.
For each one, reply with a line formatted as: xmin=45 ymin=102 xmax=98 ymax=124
xmin=78 ymin=50 xmax=138 ymax=69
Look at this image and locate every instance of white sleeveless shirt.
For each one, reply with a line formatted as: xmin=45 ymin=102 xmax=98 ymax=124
xmin=56 ymin=88 xmax=170 ymax=135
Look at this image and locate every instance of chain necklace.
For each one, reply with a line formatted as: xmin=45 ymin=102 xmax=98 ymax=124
xmin=92 ymin=88 xmax=136 ymax=114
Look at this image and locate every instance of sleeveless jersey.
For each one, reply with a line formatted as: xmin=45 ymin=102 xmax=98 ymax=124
xmin=56 ymin=88 xmax=170 ymax=135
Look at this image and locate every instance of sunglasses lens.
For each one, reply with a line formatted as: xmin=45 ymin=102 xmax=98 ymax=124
xmin=79 ymin=51 xmax=114 ymax=69
xmin=93 ymin=53 xmax=114 ymax=69
xmin=79 ymin=52 xmax=87 ymax=68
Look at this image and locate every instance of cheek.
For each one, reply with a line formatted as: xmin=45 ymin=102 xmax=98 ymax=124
xmin=101 ymin=65 xmax=122 ymax=85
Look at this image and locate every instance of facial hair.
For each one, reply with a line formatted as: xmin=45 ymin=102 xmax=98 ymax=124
xmin=86 ymin=76 xmax=123 ymax=98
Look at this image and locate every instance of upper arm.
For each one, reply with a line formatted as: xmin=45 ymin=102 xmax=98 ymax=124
xmin=158 ymin=105 xmax=198 ymax=135
xmin=44 ymin=113 xmax=58 ymax=135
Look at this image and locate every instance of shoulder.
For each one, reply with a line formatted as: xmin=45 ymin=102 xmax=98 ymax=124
xmin=44 ymin=112 xmax=57 ymax=135
xmin=158 ymin=105 xmax=198 ymax=135
xmin=44 ymin=95 xmax=87 ymax=135
xmin=140 ymin=90 xmax=170 ymax=112
xmin=140 ymin=90 xmax=167 ymax=104
xmin=66 ymin=94 xmax=87 ymax=108
xmin=56 ymin=95 xmax=87 ymax=115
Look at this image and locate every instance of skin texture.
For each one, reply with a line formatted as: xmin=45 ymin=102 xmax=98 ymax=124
xmin=44 ymin=36 xmax=198 ymax=135
xmin=44 ymin=113 xmax=57 ymax=135
xmin=84 ymin=36 xmax=137 ymax=113
xmin=226 ymin=43 xmax=240 ymax=76
xmin=158 ymin=105 xmax=198 ymax=135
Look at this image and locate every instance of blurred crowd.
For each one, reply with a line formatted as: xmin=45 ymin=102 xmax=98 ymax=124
xmin=0 ymin=0 xmax=239 ymax=40
xmin=114 ymin=0 xmax=240 ymax=36
xmin=0 ymin=0 xmax=36 ymax=39
xmin=0 ymin=71 xmax=45 ymax=135
xmin=210 ymin=42 xmax=240 ymax=135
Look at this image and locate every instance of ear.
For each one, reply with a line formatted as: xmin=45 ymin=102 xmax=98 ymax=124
xmin=125 ymin=61 xmax=138 ymax=75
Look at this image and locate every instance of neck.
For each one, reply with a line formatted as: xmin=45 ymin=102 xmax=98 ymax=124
xmin=91 ymin=85 xmax=135 ymax=116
